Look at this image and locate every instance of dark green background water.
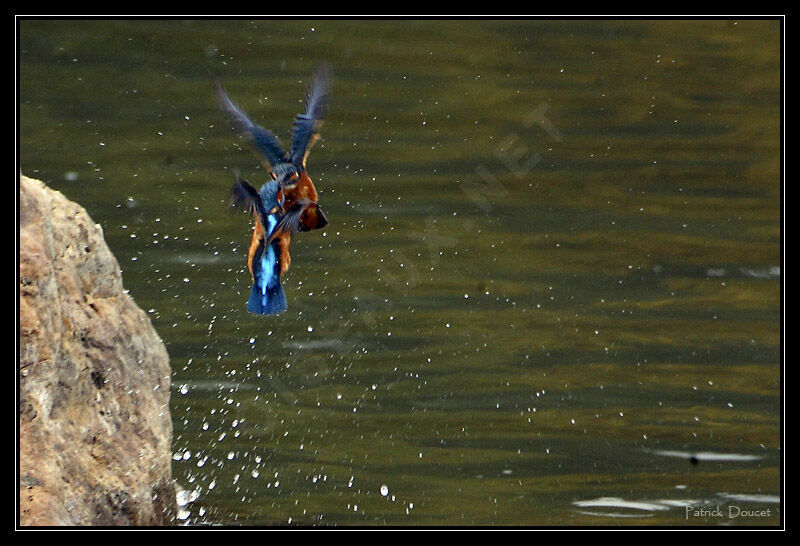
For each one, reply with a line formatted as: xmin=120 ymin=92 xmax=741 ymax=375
xmin=19 ymin=18 xmax=782 ymax=526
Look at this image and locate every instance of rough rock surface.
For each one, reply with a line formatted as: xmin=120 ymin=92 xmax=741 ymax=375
xmin=19 ymin=174 xmax=175 ymax=526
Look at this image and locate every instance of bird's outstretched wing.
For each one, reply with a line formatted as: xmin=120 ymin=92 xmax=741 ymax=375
xmin=229 ymin=175 xmax=271 ymax=225
xmin=290 ymin=64 xmax=332 ymax=171
xmin=216 ymin=79 xmax=290 ymax=170
xmin=267 ymin=198 xmax=316 ymax=243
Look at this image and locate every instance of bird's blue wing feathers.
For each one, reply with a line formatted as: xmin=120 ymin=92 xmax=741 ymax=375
xmin=216 ymin=80 xmax=289 ymax=169
xmin=290 ymin=64 xmax=331 ymax=170
xmin=267 ymin=198 xmax=315 ymax=243
xmin=230 ymin=176 xmax=267 ymax=218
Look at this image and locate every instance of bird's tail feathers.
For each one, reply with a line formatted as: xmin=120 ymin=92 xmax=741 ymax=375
xmin=247 ymin=280 xmax=287 ymax=315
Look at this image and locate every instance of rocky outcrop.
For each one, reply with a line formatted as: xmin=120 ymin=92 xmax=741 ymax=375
xmin=19 ymin=174 xmax=175 ymax=526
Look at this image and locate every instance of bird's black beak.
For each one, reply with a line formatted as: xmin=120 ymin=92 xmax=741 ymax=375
xmin=316 ymin=205 xmax=328 ymax=229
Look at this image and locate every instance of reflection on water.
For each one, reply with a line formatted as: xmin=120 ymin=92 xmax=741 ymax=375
xmin=574 ymin=496 xmax=673 ymax=518
xmin=574 ymin=491 xmax=779 ymax=521
xmin=19 ymin=18 xmax=781 ymax=526
xmin=719 ymin=493 xmax=781 ymax=503
xmin=650 ymin=449 xmax=764 ymax=462
xmin=574 ymin=449 xmax=780 ymax=521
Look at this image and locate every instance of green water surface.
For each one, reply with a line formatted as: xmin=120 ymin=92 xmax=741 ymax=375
xmin=19 ymin=18 xmax=782 ymax=526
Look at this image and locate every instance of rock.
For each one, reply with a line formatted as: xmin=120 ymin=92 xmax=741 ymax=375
xmin=18 ymin=174 xmax=175 ymax=526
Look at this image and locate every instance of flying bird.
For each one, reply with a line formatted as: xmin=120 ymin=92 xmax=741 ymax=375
xmin=230 ymin=172 xmax=320 ymax=315
xmin=216 ymin=64 xmax=331 ymax=231
xmin=217 ymin=65 xmax=332 ymax=314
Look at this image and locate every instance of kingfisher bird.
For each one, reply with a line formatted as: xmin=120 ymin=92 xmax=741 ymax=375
xmin=216 ymin=63 xmax=331 ymax=232
xmin=229 ymin=171 xmax=319 ymax=314
xmin=217 ymin=65 xmax=332 ymax=315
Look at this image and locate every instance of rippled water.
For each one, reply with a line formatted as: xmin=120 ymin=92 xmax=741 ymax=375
xmin=19 ymin=18 xmax=782 ymax=526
